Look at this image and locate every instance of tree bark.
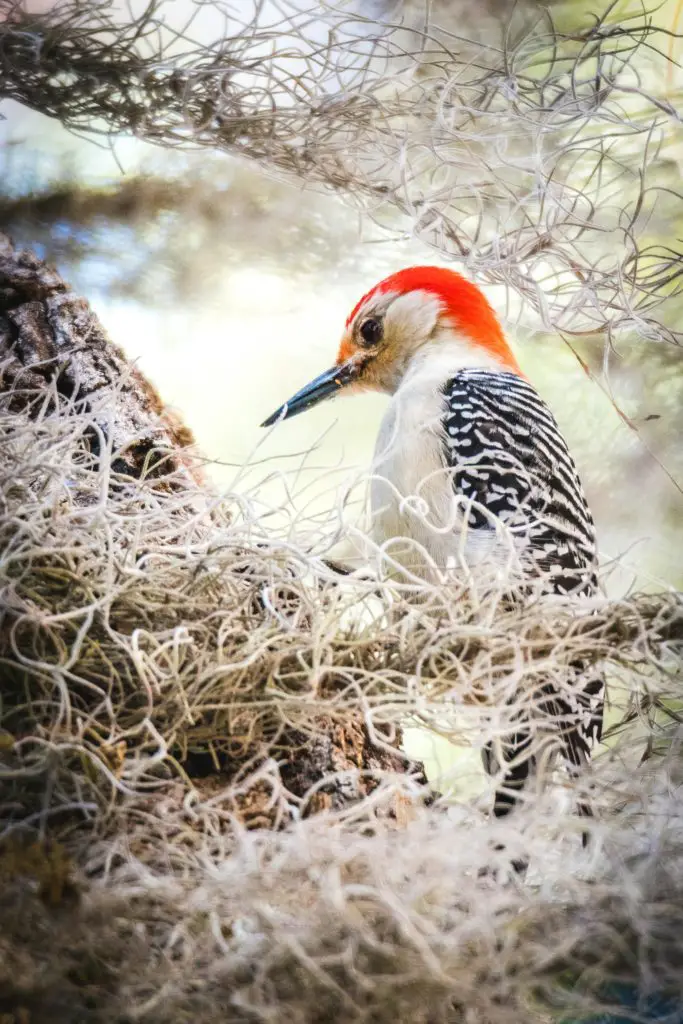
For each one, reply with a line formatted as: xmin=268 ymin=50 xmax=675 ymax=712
xmin=0 ymin=232 xmax=200 ymax=482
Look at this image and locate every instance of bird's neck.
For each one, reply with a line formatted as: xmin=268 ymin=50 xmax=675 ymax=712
xmin=396 ymin=331 xmax=517 ymax=396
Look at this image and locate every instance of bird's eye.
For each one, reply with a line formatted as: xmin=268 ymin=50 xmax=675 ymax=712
xmin=359 ymin=317 xmax=383 ymax=346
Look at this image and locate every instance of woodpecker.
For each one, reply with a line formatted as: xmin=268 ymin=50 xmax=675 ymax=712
xmin=262 ymin=266 xmax=603 ymax=820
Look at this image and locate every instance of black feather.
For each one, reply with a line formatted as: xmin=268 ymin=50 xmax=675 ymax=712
xmin=440 ymin=370 xmax=604 ymax=819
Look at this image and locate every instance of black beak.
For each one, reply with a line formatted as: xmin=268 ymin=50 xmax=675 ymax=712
xmin=261 ymin=358 xmax=362 ymax=428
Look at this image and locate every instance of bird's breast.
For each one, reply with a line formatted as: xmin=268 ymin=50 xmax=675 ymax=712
xmin=370 ymin=378 xmax=493 ymax=577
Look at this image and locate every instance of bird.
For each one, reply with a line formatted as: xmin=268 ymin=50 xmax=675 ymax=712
xmin=261 ymin=265 xmax=603 ymax=824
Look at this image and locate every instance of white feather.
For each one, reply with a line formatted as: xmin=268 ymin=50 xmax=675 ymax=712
xmin=369 ymin=335 xmax=521 ymax=584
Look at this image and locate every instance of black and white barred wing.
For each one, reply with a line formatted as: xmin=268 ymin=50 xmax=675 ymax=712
xmin=440 ymin=369 xmax=598 ymax=596
xmin=439 ymin=369 xmax=603 ymax=799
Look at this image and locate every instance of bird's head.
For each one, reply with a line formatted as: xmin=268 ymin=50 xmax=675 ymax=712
xmin=261 ymin=266 xmax=521 ymax=427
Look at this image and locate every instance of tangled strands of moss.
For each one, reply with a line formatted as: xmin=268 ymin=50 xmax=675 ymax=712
xmin=2 ymin=387 xmax=682 ymax=838
xmin=1 ymin=0 xmax=682 ymax=343
xmin=1 ymin=238 xmax=683 ymax=1021
xmin=2 ymin=792 xmax=683 ymax=1023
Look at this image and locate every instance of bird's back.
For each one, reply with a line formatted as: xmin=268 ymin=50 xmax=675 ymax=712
xmin=440 ymin=368 xmax=597 ymax=594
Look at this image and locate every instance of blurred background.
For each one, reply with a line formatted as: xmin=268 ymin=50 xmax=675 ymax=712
xmin=2 ymin=0 xmax=682 ymax=781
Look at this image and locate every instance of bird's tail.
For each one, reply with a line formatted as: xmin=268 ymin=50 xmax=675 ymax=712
xmin=482 ymin=725 xmax=535 ymax=819
xmin=482 ymin=670 xmax=604 ymax=825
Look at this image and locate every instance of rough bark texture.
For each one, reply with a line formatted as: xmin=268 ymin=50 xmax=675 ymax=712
xmin=0 ymin=232 xmax=199 ymax=481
